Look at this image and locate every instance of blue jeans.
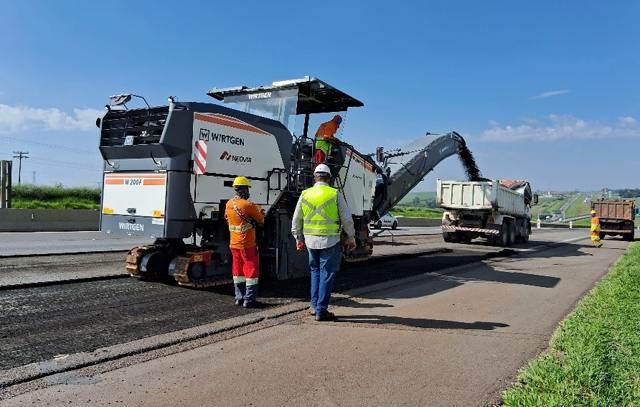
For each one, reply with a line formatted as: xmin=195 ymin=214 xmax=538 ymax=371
xmin=308 ymin=243 xmax=342 ymax=314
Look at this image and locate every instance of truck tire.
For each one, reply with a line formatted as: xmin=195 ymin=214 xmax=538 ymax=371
xmin=507 ymin=220 xmax=516 ymax=246
xmin=521 ymin=224 xmax=530 ymax=243
xmin=599 ymin=232 xmax=606 ymax=240
xmin=497 ymin=223 xmax=509 ymax=247
xmin=392 ymin=221 xmax=398 ymax=230
xmin=443 ymin=232 xmax=453 ymax=243
xmin=624 ymin=231 xmax=635 ymax=241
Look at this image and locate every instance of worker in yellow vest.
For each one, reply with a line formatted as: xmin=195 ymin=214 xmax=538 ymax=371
xmin=590 ymin=209 xmax=602 ymax=248
xmin=291 ymin=164 xmax=356 ymax=321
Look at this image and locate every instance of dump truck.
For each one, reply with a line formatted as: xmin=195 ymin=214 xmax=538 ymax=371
xmin=437 ymin=179 xmax=536 ymax=246
xmin=592 ymin=199 xmax=636 ymax=241
xmin=97 ymin=76 xmax=480 ymax=287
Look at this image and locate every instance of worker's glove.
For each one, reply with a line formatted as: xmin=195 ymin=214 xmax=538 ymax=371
xmin=345 ymin=238 xmax=357 ymax=252
xmin=296 ymin=240 xmax=306 ymax=251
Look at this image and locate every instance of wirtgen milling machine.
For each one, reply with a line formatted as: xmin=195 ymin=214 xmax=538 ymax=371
xmin=97 ymin=77 xmax=473 ymax=287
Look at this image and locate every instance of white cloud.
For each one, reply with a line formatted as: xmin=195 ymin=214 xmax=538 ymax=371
xmin=619 ymin=116 xmax=637 ymax=126
xmin=0 ymin=104 xmax=102 ymax=133
xmin=479 ymin=114 xmax=640 ymax=142
xmin=530 ymin=89 xmax=570 ymax=99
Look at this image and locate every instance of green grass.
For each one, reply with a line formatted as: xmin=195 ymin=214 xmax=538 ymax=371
xmin=502 ymin=242 xmax=640 ymax=406
xmin=391 ymin=206 xmax=443 ymax=219
xmin=11 ymin=184 xmax=100 ymax=210
xmin=399 ymin=191 xmax=437 ymax=207
xmin=564 ymin=194 xmax=591 ymax=218
xmin=532 ymin=196 xmax=569 ymax=219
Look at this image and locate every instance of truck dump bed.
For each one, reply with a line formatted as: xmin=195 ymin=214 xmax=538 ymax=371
xmin=593 ymin=200 xmax=635 ymax=221
xmin=437 ymin=180 xmax=528 ymax=217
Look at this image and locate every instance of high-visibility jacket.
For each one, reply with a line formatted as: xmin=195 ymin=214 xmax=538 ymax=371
xmin=591 ymin=216 xmax=601 ymax=234
xmin=300 ymin=184 xmax=341 ymax=236
xmin=315 ymin=118 xmax=340 ymax=157
xmin=225 ymin=197 xmax=265 ymax=249
xmin=315 ymin=119 xmax=339 ymax=139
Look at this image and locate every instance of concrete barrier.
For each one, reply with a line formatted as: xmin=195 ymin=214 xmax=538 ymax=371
xmin=0 ymin=209 xmax=99 ymax=232
xmin=396 ymin=217 xmax=441 ymax=227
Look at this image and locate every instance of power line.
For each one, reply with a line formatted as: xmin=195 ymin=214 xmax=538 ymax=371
xmin=12 ymin=151 xmax=29 ymax=185
xmin=0 ymin=135 xmax=96 ymax=155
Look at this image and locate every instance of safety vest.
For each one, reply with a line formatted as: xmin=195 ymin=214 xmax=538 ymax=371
xmin=300 ymin=184 xmax=340 ymax=236
xmin=591 ymin=216 xmax=600 ymax=233
xmin=315 ymin=138 xmax=333 ymax=156
xmin=228 ymin=198 xmax=255 ymax=233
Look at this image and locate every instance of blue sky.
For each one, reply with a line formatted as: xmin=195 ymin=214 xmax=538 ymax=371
xmin=0 ymin=1 xmax=638 ymax=191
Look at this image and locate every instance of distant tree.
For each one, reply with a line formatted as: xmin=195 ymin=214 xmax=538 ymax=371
xmin=616 ymin=189 xmax=640 ymax=198
xmin=412 ymin=196 xmax=421 ymax=206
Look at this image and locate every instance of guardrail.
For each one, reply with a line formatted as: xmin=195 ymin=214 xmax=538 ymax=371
xmin=0 ymin=209 xmax=99 ymax=232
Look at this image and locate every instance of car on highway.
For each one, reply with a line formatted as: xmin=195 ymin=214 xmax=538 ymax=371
xmin=370 ymin=213 xmax=398 ymax=230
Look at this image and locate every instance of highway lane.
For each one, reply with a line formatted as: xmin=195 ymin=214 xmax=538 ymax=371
xmin=0 ymin=227 xmax=440 ymax=256
xmin=0 ymin=229 xmax=587 ymax=373
xmin=0 ymin=231 xmax=151 ymax=256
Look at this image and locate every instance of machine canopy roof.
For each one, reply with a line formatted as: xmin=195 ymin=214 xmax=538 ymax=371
xmin=207 ymin=76 xmax=363 ymax=115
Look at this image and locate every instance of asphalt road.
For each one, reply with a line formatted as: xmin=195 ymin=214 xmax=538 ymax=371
xmin=0 ymin=231 xmax=153 ymax=256
xmin=0 ymin=228 xmax=440 ymax=256
xmin=1 ymin=229 xmax=627 ymax=406
xmin=0 ymin=245 xmax=489 ymax=371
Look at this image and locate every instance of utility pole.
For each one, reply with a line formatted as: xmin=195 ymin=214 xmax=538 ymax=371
xmin=0 ymin=160 xmax=12 ymax=208
xmin=12 ymin=151 xmax=29 ymax=185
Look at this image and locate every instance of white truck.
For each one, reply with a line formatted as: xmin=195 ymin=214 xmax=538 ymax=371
xmin=437 ymin=179 xmax=537 ymax=246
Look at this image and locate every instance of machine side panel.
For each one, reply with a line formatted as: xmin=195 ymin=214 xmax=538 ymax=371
xmin=191 ymin=112 xmax=286 ymax=216
xmin=192 ymin=113 xmax=285 ymax=177
xmin=338 ymin=148 xmax=377 ymax=216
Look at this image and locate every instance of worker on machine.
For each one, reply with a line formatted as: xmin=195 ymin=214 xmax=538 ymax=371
xmin=590 ymin=209 xmax=602 ymax=248
xmin=225 ymin=176 xmax=265 ymax=307
xmin=314 ymin=114 xmax=342 ymax=164
xmin=291 ymin=164 xmax=357 ymax=321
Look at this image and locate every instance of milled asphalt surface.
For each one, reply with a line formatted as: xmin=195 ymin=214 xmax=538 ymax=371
xmin=1 ymin=229 xmax=628 ymax=406
xmin=0 ymin=242 xmax=487 ymax=371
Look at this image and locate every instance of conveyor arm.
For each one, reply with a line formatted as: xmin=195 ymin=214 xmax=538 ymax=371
xmin=373 ymin=132 xmax=476 ymax=218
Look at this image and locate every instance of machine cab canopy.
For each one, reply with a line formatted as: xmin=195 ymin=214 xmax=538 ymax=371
xmin=207 ymin=76 xmax=363 ymax=135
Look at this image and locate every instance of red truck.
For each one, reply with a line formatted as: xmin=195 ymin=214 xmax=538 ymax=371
xmin=592 ymin=200 xmax=637 ymax=241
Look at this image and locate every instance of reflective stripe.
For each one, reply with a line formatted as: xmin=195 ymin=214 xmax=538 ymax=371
xmin=229 ymin=223 xmax=254 ymax=233
xmin=245 ymin=278 xmax=259 ymax=286
xmin=233 ymin=276 xmax=246 ymax=284
xmin=228 ymin=198 xmax=255 ymax=234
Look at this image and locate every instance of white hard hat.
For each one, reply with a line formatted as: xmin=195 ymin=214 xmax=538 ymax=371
xmin=314 ymin=164 xmax=331 ymax=176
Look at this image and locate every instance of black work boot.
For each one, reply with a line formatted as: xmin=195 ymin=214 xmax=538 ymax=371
xmin=315 ymin=311 xmax=335 ymax=321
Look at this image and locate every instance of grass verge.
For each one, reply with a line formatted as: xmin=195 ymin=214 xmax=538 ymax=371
xmin=391 ymin=207 xmax=443 ymax=219
xmin=502 ymin=242 xmax=640 ymax=406
xmin=11 ymin=184 xmax=100 ymax=210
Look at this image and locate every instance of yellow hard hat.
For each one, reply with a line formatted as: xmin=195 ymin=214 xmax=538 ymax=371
xmin=591 ymin=210 xmax=597 ymax=215
xmin=232 ymin=176 xmax=251 ymax=188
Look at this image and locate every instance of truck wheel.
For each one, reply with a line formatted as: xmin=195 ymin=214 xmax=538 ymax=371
xmin=498 ymin=223 xmax=509 ymax=247
xmin=624 ymin=231 xmax=635 ymax=241
xmin=443 ymin=232 xmax=452 ymax=243
xmin=392 ymin=221 xmax=398 ymax=230
xmin=521 ymin=226 xmax=530 ymax=243
xmin=507 ymin=220 xmax=516 ymax=246
xmin=599 ymin=232 xmax=605 ymax=240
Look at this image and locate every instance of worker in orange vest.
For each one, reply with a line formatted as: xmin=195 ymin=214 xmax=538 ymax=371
xmin=225 ymin=176 xmax=265 ymax=307
xmin=590 ymin=209 xmax=602 ymax=248
xmin=314 ymin=114 xmax=342 ymax=164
